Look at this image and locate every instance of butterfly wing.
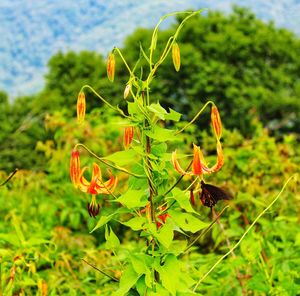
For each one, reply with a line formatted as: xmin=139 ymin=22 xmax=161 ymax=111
xmin=200 ymin=181 xmax=231 ymax=208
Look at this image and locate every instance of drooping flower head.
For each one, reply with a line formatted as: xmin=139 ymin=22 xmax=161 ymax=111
xmin=171 ymin=141 xmax=224 ymax=176
xmin=70 ymin=150 xmax=118 ymax=217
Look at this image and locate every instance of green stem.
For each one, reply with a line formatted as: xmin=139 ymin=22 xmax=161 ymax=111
xmin=114 ymin=47 xmax=135 ymax=77
xmin=175 ymin=101 xmax=214 ymax=135
xmin=149 ymin=10 xmax=203 ymax=68
xmin=75 ymin=143 xmax=145 ymax=178
xmin=162 ymin=160 xmax=193 ymax=197
xmin=184 ymin=206 xmax=229 ymax=253
xmin=193 ymin=174 xmax=296 ymax=292
xmin=159 ymin=176 xmax=199 ymax=214
xmin=148 ymin=10 xmax=203 ymax=84
xmin=0 ymin=169 xmax=18 ymax=187
xmin=81 ymin=85 xmax=127 ymax=117
xmin=81 ymin=258 xmax=118 ymax=282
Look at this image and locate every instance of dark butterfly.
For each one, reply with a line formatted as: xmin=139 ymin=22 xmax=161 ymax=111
xmin=200 ymin=180 xmax=232 ymax=208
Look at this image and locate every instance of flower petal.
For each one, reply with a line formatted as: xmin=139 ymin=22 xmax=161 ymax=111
xmin=95 ymin=170 xmax=118 ymax=194
xmin=171 ymin=150 xmax=189 ymax=175
xmin=201 ymin=141 xmax=224 ymax=174
xmin=192 ymin=144 xmax=203 ymax=175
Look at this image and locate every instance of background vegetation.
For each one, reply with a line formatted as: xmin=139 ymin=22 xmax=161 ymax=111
xmin=0 ymin=7 xmax=299 ymax=295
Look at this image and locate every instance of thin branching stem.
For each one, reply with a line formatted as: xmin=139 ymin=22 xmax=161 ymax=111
xmin=81 ymin=258 xmax=119 ymax=282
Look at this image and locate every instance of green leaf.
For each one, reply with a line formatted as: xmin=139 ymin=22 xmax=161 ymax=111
xmin=136 ymin=276 xmax=147 ymax=295
xmin=169 ymin=210 xmax=208 ymax=233
xmin=122 ymin=216 xmax=148 ymax=231
xmin=165 ymin=108 xmax=182 ymax=122
xmin=145 ymin=126 xmax=176 ymax=142
xmin=105 ymin=149 xmax=138 ymax=166
xmin=130 ymin=254 xmax=152 ymax=276
xmin=167 ymin=240 xmax=188 ymax=256
xmin=105 ymin=225 xmax=120 ymax=250
xmin=90 ymin=214 xmax=115 ymax=233
xmin=116 ymin=189 xmax=148 ymax=209
xmin=128 ymin=100 xmax=141 ymax=115
xmin=0 ymin=233 xmax=21 ymax=247
xmin=148 ymin=285 xmax=170 ymax=296
xmin=169 ymin=188 xmax=198 ymax=214
xmin=151 ymin=143 xmax=167 ymax=157
xmin=155 ymin=254 xmax=180 ymax=295
xmin=155 ymin=223 xmax=174 ymax=249
xmin=247 ymin=272 xmax=269 ymax=293
xmin=147 ymin=102 xmax=167 ymax=120
xmin=115 ymin=264 xmax=141 ymax=296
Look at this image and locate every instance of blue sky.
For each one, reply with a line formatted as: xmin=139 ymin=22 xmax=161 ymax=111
xmin=1 ymin=0 xmax=299 ymax=98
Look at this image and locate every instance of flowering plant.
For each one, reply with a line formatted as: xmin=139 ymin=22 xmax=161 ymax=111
xmin=70 ymin=10 xmax=229 ymax=295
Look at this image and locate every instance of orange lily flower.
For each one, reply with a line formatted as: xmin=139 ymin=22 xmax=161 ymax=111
xmin=77 ymin=91 xmax=86 ymax=123
xmin=211 ymin=105 xmax=222 ymax=140
xmin=124 ymin=126 xmax=134 ymax=148
xmin=70 ymin=150 xmax=118 ymax=217
xmin=171 ymin=141 xmax=224 ymax=176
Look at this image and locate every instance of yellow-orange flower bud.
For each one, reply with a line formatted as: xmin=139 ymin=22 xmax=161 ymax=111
xmin=124 ymin=84 xmax=131 ymax=99
xmin=124 ymin=126 xmax=134 ymax=148
xmin=107 ymin=53 xmax=116 ymax=82
xmin=172 ymin=42 xmax=181 ymax=72
xmin=77 ymin=91 xmax=86 ymax=123
xmin=70 ymin=150 xmax=80 ymax=187
xmin=211 ymin=105 xmax=222 ymax=139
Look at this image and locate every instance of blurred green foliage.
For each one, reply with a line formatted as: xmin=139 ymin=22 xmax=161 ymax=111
xmin=0 ymin=6 xmax=300 ymax=296
xmin=0 ymin=111 xmax=299 ymax=295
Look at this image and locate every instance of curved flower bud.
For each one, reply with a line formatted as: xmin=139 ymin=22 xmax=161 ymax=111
xmin=211 ymin=105 xmax=222 ymax=140
xmin=77 ymin=91 xmax=86 ymax=123
xmin=70 ymin=150 xmax=80 ymax=187
xmin=124 ymin=126 xmax=134 ymax=148
xmin=107 ymin=52 xmax=116 ymax=82
xmin=172 ymin=42 xmax=181 ymax=72
xmin=124 ymin=84 xmax=131 ymax=99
